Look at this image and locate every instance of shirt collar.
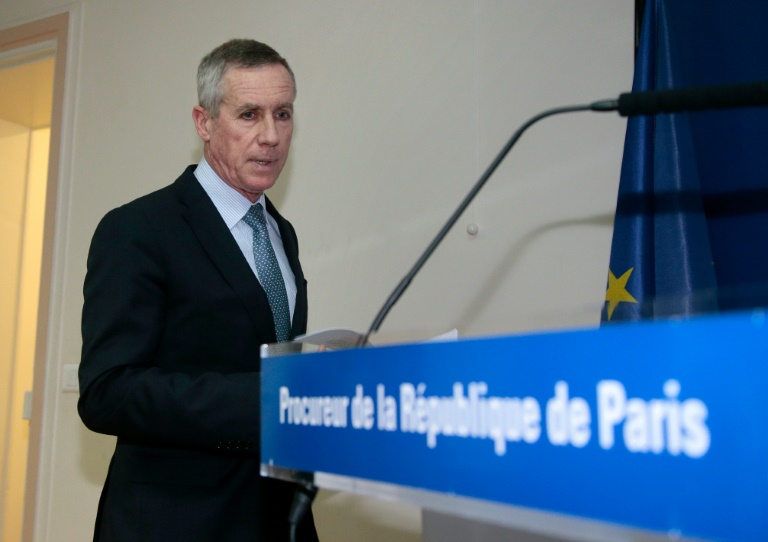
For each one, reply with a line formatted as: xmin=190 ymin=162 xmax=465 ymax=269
xmin=194 ymin=157 xmax=266 ymax=229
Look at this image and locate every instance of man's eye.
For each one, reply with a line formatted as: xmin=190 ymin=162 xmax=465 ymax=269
xmin=276 ymin=111 xmax=292 ymax=120
xmin=242 ymin=111 xmax=255 ymax=120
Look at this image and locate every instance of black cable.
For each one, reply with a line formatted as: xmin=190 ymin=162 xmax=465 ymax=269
xmin=288 ymin=481 xmax=318 ymax=542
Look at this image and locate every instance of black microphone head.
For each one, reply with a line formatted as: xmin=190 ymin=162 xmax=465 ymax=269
xmin=618 ymin=80 xmax=768 ymax=117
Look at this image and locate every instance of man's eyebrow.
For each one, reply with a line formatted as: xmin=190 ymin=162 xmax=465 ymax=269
xmin=234 ymin=102 xmax=262 ymax=114
xmin=233 ymin=102 xmax=294 ymax=114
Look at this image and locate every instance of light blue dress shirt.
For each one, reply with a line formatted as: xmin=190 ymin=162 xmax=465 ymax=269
xmin=194 ymin=158 xmax=297 ymax=320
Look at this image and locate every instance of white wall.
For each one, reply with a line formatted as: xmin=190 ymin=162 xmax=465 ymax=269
xmin=0 ymin=1 xmax=633 ymax=541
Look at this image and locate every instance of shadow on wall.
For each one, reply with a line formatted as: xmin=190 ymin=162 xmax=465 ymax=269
xmin=314 ymin=489 xmax=421 ymax=542
xmin=457 ymin=213 xmax=615 ymax=333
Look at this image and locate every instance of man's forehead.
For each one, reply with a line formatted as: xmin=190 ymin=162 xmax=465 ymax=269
xmin=223 ymin=65 xmax=295 ymax=97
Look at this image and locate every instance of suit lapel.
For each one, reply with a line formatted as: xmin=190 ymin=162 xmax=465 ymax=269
xmin=265 ymin=197 xmax=308 ymax=337
xmin=265 ymin=198 xmax=303 ymax=284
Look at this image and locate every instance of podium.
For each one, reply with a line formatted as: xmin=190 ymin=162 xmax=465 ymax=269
xmin=260 ymin=310 xmax=768 ymax=541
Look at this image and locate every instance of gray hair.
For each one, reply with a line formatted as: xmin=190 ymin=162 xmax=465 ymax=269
xmin=197 ymin=39 xmax=295 ymax=118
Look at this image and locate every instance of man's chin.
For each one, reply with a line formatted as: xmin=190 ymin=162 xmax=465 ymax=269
xmin=241 ymin=177 xmax=278 ymax=195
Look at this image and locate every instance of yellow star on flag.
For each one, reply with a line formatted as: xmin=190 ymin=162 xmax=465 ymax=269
xmin=605 ymin=268 xmax=638 ymax=320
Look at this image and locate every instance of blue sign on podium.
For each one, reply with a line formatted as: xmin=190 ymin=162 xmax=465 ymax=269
xmin=261 ymin=310 xmax=768 ymax=541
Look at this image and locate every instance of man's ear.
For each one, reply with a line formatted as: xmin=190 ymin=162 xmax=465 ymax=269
xmin=192 ymin=106 xmax=212 ymax=141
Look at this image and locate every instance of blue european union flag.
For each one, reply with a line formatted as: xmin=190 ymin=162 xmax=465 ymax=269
xmin=603 ymin=0 xmax=768 ymax=322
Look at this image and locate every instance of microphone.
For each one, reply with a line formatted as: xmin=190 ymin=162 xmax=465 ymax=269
xmin=358 ymin=81 xmax=768 ymax=345
xmin=595 ymin=80 xmax=768 ymax=117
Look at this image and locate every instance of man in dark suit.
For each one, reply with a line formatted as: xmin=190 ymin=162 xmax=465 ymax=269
xmin=78 ymin=39 xmax=319 ymax=541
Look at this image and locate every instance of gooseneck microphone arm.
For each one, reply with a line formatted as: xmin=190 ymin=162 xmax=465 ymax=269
xmin=357 ymin=80 xmax=768 ymax=346
xmin=358 ymin=101 xmax=609 ymax=346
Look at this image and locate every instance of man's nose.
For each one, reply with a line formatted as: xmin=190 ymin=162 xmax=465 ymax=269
xmin=257 ymin=117 xmax=279 ymax=146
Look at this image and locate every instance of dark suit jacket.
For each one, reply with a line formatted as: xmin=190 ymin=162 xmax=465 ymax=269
xmin=78 ymin=166 xmax=318 ymax=541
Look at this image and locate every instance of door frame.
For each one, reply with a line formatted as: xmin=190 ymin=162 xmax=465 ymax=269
xmin=0 ymin=11 xmax=69 ymax=541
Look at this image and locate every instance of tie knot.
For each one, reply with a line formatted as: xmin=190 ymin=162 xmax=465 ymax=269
xmin=243 ymin=202 xmax=267 ymax=231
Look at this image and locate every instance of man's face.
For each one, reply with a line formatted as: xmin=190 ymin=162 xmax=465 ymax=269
xmin=193 ymin=64 xmax=294 ymax=202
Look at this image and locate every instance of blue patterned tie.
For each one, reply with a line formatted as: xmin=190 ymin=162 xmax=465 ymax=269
xmin=243 ymin=203 xmax=292 ymax=342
